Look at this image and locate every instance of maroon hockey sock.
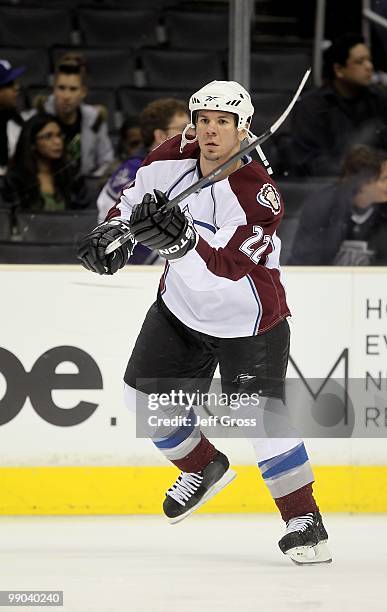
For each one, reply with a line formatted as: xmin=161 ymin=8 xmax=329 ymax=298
xmin=274 ymin=483 xmax=319 ymax=522
xmin=172 ymin=433 xmax=218 ymax=473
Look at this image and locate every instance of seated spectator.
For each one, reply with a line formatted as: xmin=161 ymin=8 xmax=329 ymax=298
xmin=34 ymin=53 xmax=114 ymax=177
xmin=290 ymin=34 xmax=387 ymax=177
xmin=288 ymin=145 xmax=387 ymax=265
xmin=103 ymin=114 xmax=143 ymax=178
xmin=0 ymin=59 xmax=26 ymax=176
xmin=2 ymin=113 xmax=92 ymax=212
xmin=116 ymin=115 xmax=143 ymax=161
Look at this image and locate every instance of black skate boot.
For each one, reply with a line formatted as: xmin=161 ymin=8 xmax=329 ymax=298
xmin=278 ymin=511 xmax=332 ymax=565
xmin=163 ymin=452 xmax=236 ymax=524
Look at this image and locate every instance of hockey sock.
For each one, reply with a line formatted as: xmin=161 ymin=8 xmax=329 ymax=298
xmin=274 ymin=483 xmax=319 ymax=522
xmin=151 ymin=408 xmax=217 ymax=471
xmin=256 ymin=441 xmax=317 ymax=518
xmin=124 ymin=383 xmax=217 ymax=472
xmin=170 ymin=432 xmax=217 ymax=472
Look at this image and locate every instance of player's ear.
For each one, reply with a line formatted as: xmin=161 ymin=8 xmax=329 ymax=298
xmin=238 ymin=127 xmax=247 ymax=142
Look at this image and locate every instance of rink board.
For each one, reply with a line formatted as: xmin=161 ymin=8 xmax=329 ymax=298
xmin=1 ymin=265 xmax=387 ymax=514
xmin=0 ymin=466 xmax=386 ymax=514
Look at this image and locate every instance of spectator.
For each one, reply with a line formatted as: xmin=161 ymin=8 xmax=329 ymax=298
xmin=2 ymin=113 xmax=92 ymax=212
xmin=0 ymin=59 xmax=26 ymax=176
xmin=290 ymin=34 xmax=387 ymax=177
xmin=103 ymin=115 xmax=143 ymax=178
xmin=116 ymin=115 xmax=143 ymax=161
xmin=288 ymin=145 xmax=387 ymax=265
xmin=97 ymin=97 xmax=189 ymax=260
xmin=35 ymin=53 xmax=114 ymax=177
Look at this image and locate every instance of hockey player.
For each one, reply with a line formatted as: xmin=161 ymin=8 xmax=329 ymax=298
xmin=77 ymin=80 xmax=332 ymax=565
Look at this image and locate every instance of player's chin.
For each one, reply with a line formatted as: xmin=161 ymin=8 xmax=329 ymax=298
xmin=203 ymin=151 xmax=221 ymax=162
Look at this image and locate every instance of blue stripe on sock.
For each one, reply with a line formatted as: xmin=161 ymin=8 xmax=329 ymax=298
xmin=259 ymin=444 xmax=308 ymax=480
xmin=258 ymin=442 xmax=303 ymax=469
xmin=153 ymin=409 xmax=196 ymax=449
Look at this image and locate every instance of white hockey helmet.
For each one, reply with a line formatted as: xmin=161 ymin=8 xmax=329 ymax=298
xmin=180 ymin=80 xmax=254 ymax=151
xmin=189 ymin=80 xmax=254 ymax=130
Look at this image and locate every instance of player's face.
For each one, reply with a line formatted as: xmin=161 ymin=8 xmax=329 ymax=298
xmin=362 ymin=161 xmax=387 ymax=203
xmin=196 ymin=110 xmax=245 ymax=164
xmin=336 ymin=44 xmax=373 ymax=87
xmin=35 ymin=121 xmax=64 ymax=160
xmin=53 ymin=74 xmax=86 ymax=117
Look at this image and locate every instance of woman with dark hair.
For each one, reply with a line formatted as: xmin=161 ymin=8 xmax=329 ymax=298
xmin=289 ymin=145 xmax=387 ymax=265
xmin=3 ymin=113 xmax=92 ymax=211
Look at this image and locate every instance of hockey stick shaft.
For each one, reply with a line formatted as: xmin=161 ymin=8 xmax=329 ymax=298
xmin=105 ymin=68 xmax=310 ymax=255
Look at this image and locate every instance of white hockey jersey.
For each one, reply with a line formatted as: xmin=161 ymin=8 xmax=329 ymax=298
xmin=107 ymin=135 xmax=290 ymax=338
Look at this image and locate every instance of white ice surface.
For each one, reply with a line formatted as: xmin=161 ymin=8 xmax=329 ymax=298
xmin=0 ymin=514 xmax=386 ymax=612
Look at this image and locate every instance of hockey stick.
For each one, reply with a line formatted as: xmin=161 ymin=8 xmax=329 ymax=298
xmin=105 ymin=68 xmax=311 ymax=256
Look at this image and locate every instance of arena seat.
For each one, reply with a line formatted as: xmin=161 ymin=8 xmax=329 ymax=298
xmin=0 ymin=7 xmax=72 ymax=47
xmin=250 ymin=51 xmax=311 ymax=92
xmin=164 ymin=11 xmax=229 ymax=50
xmin=8 ymin=0 xmax=84 ymax=6
xmin=0 ymin=243 xmax=78 ymax=264
xmin=0 ymin=209 xmax=11 ymax=241
xmin=78 ymin=9 xmax=159 ymax=48
xmin=141 ymin=49 xmax=225 ymax=89
xmin=118 ymin=87 xmax=191 ymax=116
xmin=16 ymin=210 xmax=97 ymax=244
xmin=0 ymin=47 xmax=49 ymax=87
xmin=250 ymin=91 xmax=293 ymax=135
xmin=107 ymin=0 xmax=176 ymax=7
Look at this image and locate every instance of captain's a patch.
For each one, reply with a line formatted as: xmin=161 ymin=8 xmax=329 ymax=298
xmin=256 ymin=183 xmax=281 ymax=215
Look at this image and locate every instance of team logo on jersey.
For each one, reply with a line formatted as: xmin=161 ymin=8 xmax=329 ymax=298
xmin=256 ymin=183 xmax=281 ymax=215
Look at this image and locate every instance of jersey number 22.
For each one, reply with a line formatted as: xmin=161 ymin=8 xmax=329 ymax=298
xmin=239 ymin=225 xmax=271 ymax=264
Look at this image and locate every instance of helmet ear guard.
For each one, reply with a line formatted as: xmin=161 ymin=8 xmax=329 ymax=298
xmin=179 ymin=122 xmax=197 ymax=152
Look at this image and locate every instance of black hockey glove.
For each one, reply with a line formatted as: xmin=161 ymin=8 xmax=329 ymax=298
xmin=129 ymin=190 xmax=196 ymax=261
xmin=77 ymin=218 xmax=135 ymax=275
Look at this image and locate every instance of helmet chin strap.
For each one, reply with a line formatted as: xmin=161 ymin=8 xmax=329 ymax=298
xmin=179 ymin=124 xmax=273 ymax=176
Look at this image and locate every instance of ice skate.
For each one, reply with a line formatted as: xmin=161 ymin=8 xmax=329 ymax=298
xmin=163 ymin=452 xmax=236 ymax=524
xmin=278 ymin=511 xmax=332 ymax=565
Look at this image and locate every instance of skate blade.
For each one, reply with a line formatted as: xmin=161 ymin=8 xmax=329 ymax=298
xmin=286 ymin=540 xmax=332 ymax=565
xmin=167 ymin=469 xmax=237 ymax=525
